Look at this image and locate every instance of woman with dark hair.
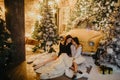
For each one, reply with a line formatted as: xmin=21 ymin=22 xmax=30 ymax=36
xmin=58 ymin=35 xmax=72 ymax=57
xmin=71 ymin=37 xmax=83 ymax=62
xmin=70 ymin=37 xmax=85 ymax=79
xmin=33 ymin=35 xmax=72 ymax=70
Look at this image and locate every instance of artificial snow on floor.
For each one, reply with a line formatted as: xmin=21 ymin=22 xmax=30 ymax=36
xmin=26 ymin=45 xmax=120 ymax=80
xmin=80 ymin=56 xmax=120 ymax=80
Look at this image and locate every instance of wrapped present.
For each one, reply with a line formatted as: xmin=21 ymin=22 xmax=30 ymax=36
xmin=99 ymin=65 xmax=113 ymax=74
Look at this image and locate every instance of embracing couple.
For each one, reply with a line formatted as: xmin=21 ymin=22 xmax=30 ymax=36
xmin=58 ymin=35 xmax=84 ymax=79
xmin=33 ymin=35 xmax=86 ymax=79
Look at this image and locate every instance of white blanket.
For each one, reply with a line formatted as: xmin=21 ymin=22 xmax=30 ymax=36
xmin=28 ymin=53 xmax=85 ymax=79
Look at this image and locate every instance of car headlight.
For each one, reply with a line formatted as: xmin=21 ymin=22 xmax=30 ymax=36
xmin=89 ymin=41 xmax=94 ymax=46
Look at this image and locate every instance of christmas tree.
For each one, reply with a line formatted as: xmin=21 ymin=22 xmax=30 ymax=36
xmin=113 ymin=6 xmax=120 ymax=67
xmin=70 ymin=0 xmax=91 ymax=21
xmin=92 ymin=0 xmax=118 ymax=32
xmin=93 ymin=6 xmax=120 ymax=67
xmin=32 ymin=4 xmax=58 ymax=52
xmin=0 ymin=9 xmax=14 ymax=69
xmin=113 ymin=6 xmax=120 ymax=37
xmin=69 ymin=0 xmax=98 ymax=28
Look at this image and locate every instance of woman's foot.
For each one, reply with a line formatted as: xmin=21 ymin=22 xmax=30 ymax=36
xmin=77 ymin=70 xmax=83 ymax=74
xmin=72 ymin=74 xmax=76 ymax=80
xmin=69 ymin=67 xmax=83 ymax=74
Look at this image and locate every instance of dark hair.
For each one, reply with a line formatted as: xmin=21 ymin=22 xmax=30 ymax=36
xmin=64 ymin=35 xmax=72 ymax=45
xmin=72 ymin=37 xmax=79 ymax=45
xmin=59 ymin=36 xmax=64 ymax=40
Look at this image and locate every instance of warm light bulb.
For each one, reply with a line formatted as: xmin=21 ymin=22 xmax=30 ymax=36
xmin=52 ymin=9 xmax=56 ymax=14
xmin=34 ymin=3 xmax=40 ymax=9
xmin=31 ymin=26 xmax=35 ymax=32
xmin=25 ymin=33 xmax=31 ymax=37
xmin=37 ymin=15 xmax=42 ymax=20
xmin=55 ymin=0 xmax=60 ymax=4
xmin=2 ymin=8 xmax=6 ymax=13
xmin=39 ymin=0 xmax=43 ymax=2
xmin=30 ymin=12 xmax=34 ymax=16
xmin=0 ymin=7 xmax=6 ymax=20
xmin=48 ymin=1 xmax=54 ymax=5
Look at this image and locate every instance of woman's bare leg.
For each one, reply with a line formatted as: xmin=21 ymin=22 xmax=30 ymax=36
xmin=34 ymin=56 xmax=58 ymax=70
xmin=73 ymin=62 xmax=78 ymax=73
xmin=70 ymin=62 xmax=83 ymax=74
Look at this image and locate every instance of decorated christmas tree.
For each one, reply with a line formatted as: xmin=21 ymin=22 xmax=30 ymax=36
xmin=0 ymin=9 xmax=14 ymax=69
xmin=113 ymin=6 xmax=120 ymax=37
xmin=93 ymin=6 xmax=120 ymax=67
xmin=32 ymin=4 xmax=58 ymax=52
xmin=70 ymin=0 xmax=92 ymax=21
xmin=69 ymin=0 xmax=101 ymax=29
xmin=92 ymin=0 xmax=118 ymax=33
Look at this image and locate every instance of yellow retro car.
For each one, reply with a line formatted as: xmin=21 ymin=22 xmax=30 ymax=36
xmin=61 ymin=29 xmax=103 ymax=54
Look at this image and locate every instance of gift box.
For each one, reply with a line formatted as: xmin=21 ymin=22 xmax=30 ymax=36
xmin=99 ymin=65 xmax=113 ymax=74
